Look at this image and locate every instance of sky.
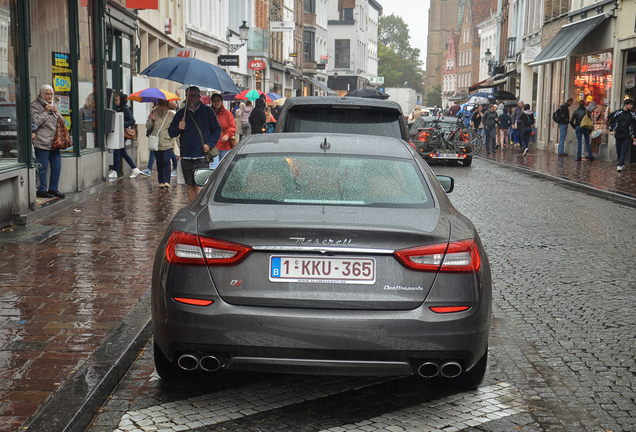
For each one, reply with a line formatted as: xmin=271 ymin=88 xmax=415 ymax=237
xmin=380 ymin=0 xmax=431 ymax=69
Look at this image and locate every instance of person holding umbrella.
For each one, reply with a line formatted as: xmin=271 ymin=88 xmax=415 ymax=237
xmin=168 ymin=86 xmax=222 ymax=202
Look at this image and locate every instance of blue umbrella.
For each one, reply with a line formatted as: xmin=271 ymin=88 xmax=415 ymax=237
xmin=140 ymin=57 xmax=239 ymax=94
xmin=267 ymin=92 xmax=282 ymax=101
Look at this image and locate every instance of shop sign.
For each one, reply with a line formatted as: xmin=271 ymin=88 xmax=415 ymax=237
xmin=176 ymin=48 xmax=195 ymax=58
xmin=125 ymin=0 xmax=159 ymax=9
xmin=626 ymin=74 xmax=635 ymax=89
xmin=270 ymin=21 xmax=295 ymax=32
xmin=52 ymin=52 xmax=72 ymax=133
xmin=248 ymin=60 xmax=266 ymax=71
xmin=219 ymin=55 xmax=240 ymax=67
xmin=316 ymin=63 xmax=326 ymax=70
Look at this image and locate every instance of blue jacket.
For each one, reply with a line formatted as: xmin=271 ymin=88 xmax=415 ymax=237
xmin=168 ymin=103 xmax=222 ymax=159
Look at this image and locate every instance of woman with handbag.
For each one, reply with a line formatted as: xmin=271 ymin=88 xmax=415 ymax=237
xmin=31 ymin=85 xmax=65 ymax=199
xmin=210 ymin=93 xmax=237 ymax=162
xmin=145 ymin=99 xmax=175 ymax=188
xmin=111 ymin=93 xmax=142 ymax=179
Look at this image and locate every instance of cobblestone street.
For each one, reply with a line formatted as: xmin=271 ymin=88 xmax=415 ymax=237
xmin=84 ymin=158 xmax=636 ymax=432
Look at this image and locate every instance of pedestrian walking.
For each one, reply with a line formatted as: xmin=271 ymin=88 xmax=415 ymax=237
xmin=498 ymin=107 xmax=511 ymax=148
xmin=210 ymin=93 xmax=237 ymax=161
xmin=608 ymin=98 xmax=636 ymax=172
xmin=511 ymin=100 xmax=524 ymax=147
xmin=145 ymin=99 xmax=175 ymax=189
xmin=518 ymin=104 xmax=535 ymax=156
xmin=31 ymin=84 xmax=65 ymax=199
xmin=239 ymin=101 xmax=253 ymax=140
xmin=470 ymin=105 xmax=485 ymax=144
xmin=249 ymin=97 xmax=267 ymax=135
xmin=111 ymin=93 xmax=143 ymax=179
xmin=570 ymin=100 xmax=595 ymax=162
xmin=168 ymin=86 xmax=222 ymax=202
xmin=482 ymin=104 xmax=499 ymax=154
xmin=554 ymin=98 xmax=574 ymax=155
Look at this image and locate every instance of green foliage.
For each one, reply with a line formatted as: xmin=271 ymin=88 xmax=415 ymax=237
xmin=378 ymin=15 xmax=424 ymax=93
xmin=426 ymin=85 xmax=443 ymax=107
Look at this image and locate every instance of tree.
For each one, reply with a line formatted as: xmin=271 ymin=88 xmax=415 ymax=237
xmin=426 ymin=85 xmax=443 ymax=107
xmin=378 ymin=15 xmax=424 ymax=93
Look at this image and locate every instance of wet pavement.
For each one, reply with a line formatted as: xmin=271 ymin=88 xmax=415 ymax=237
xmin=0 ymin=147 xmax=634 ymax=432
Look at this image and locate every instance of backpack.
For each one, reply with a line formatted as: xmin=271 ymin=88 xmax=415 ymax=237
xmin=552 ymin=106 xmax=566 ymax=124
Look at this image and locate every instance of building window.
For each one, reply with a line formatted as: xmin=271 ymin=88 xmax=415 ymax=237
xmin=304 ymin=0 xmax=315 ymax=13
xmin=335 ymin=39 xmax=350 ymax=68
xmin=303 ymin=30 xmax=315 ymax=61
xmin=343 ymin=8 xmax=353 ymax=20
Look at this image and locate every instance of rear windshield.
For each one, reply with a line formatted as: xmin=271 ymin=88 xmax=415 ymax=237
xmin=283 ymin=106 xmax=403 ymax=139
xmin=215 ymin=154 xmax=433 ymax=207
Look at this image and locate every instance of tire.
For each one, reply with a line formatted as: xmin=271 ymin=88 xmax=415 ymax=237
xmin=462 ymin=156 xmax=472 ymax=167
xmin=153 ymin=340 xmax=181 ymax=380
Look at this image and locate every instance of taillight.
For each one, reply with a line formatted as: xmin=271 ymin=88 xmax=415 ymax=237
xmin=430 ymin=306 xmax=470 ymax=313
xmin=417 ymin=131 xmax=430 ymax=142
xmin=173 ymin=298 xmax=214 ymax=306
xmin=394 ymin=240 xmax=481 ymax=273
xmin=165 ymin=231 xmax=252 ymax=266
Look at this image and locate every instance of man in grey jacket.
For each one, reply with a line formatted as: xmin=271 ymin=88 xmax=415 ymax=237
xmin=511 ymin=100 xmax=524 ymax=147
xmin=482 ymin=104 xmax=499 ymax=154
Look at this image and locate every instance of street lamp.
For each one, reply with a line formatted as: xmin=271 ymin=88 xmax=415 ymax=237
xmin=483 ymin=48 xmax=496 ymax=75
xmin=227 ymin=21 xmax=250 ymax=53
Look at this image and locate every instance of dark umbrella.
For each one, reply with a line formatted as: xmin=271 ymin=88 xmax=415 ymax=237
xmin=345 ymin=88 xmax=390 ymax=99
xmin=504 ymin=101 xmax=519 ymax=107
xmin=140 ymin=57 xmax=239 ymax=94
xmin=491 ymin=90 xmax=516 ymax=100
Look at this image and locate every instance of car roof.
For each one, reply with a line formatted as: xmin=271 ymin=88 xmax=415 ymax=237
xmin=281 ymin=96 xmax=405 ymax=113
xmin=240 ymin=133 xmax=414 ymax=158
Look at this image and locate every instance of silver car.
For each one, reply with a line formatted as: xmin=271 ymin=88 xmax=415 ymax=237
xmin=152 ymin=133 xmax=491 ymax=389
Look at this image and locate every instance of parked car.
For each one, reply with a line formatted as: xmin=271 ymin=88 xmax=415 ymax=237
xmin=273 ymin=96 xmax=413 ymax=144
xmin=409 ymin=115 xmax=476 ymax=166
xmin=151 ymin=132 xmax=492 ymax=389
xmin=0 ymin=102 xmax=18 ymax=159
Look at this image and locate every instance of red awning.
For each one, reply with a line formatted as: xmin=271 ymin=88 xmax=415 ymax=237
xmin=468 ymin=79 xmax=487 ymax=92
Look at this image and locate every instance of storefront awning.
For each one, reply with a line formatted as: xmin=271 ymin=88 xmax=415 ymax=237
xmin=529 ymin=14 xmax=608 ymax=67
xmin=285 ymin=68 xmax=301 ymax=78
xmin=305 ymin=77 xmax=337 ymax=95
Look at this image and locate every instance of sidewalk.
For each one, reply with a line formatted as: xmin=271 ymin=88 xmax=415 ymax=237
xmin=0 ymin=175 xmax=189 ymax=432
xmin=477 ymin=144 xmax=636 ymax=208
xmin=0 ymin=149 xmax=634 ymax=432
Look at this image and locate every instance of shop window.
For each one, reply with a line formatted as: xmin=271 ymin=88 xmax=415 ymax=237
xmin=0 ymin=0 xmax=19 ymax=164
xmin=574 ymin=52 xmax=613 ymax=150
xmin=78 ymin=0 xmax=96 ymax=150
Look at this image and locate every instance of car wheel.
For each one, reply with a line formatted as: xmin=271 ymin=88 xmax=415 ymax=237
xmin=462 ymin=156 xmax=472 ymax=167
xmin=153 ymin=340 xmax=181 ymax=380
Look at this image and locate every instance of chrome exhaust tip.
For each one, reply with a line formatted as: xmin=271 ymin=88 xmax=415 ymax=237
xmin=417 ymin=361 xmax=440 ymax=378
xmin=199 ymin=355 xmax=221 ymax=372
xmin=177 ymin=353 xmax=199 ymax=371
xmin=440 ymin=361 xmax=462 ymax=378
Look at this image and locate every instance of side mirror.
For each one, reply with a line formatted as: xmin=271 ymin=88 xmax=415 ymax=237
xmin=193 ymin=168 xmax=215 ymax=187
xmin=436 ymin=175 xmax=454 ymax=194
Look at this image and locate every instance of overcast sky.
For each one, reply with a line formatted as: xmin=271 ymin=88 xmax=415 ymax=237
xmin=380 ymin=0 xmax=431 ymax=68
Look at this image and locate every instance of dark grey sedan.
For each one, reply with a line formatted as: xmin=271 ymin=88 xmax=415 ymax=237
xmin=152 ymin=132 xmax=492 ymax=389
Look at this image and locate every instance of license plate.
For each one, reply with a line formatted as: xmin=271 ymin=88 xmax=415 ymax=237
xmin=438 ymin=153 xmax=460 ymax=159
xmin=269 ymin=256 xmax=376 ymax=284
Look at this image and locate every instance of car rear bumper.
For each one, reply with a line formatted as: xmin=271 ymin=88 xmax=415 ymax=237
xmin=152 ymin=296 xmax=490 ymax=376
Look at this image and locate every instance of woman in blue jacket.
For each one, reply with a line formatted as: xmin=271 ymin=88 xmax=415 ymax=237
xmin=111 ymin=93 xmax=142 ymax=179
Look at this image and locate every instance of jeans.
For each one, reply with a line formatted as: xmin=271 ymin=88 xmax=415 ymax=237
xmin=616 ymin=136 xmax=631 ymax=167
xmin=513 ymin=127 xmax=520 ymax=144
xmin=148 ymin=148 xmax=177 ymax=171
xmin=558 ymin=124 xmax=568 ymax=154
xmin=484 ymin=127 xmax=496 ymax=153
xmin=155 ymin=150 xmax=171 ymax=184
xmin=35 ymin=147 xmax=62 ymax=192
xmin=575 ymin=126 xmax=592 ymax=160
xmin=520 ymin=127 xmax=532 ymax=150
xmin=113 ymin=146 xmax=137 ymax=174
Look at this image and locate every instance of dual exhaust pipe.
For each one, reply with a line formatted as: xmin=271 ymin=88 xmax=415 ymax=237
xmin=177 ymin=353 xmax=222 ymax=372
xmin=417 ymin=361 xmax=462 ymax=378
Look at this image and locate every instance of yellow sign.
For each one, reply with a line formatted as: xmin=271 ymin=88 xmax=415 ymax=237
xmin=63 ymin=116 xmax=71 ymax=130
xmin=54 ymin=75 xmax=71 ymax=92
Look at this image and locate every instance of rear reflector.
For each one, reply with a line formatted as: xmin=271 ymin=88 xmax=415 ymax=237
xmin=173 ymin=298 xmax=214 ymax=306
xmin=166 ymin=231 xmax=252 ymax=266
xmin=430 ymin=306 xmax=470 ymax=313
xmin=394 ymin=239 xmax=481 ymax=273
